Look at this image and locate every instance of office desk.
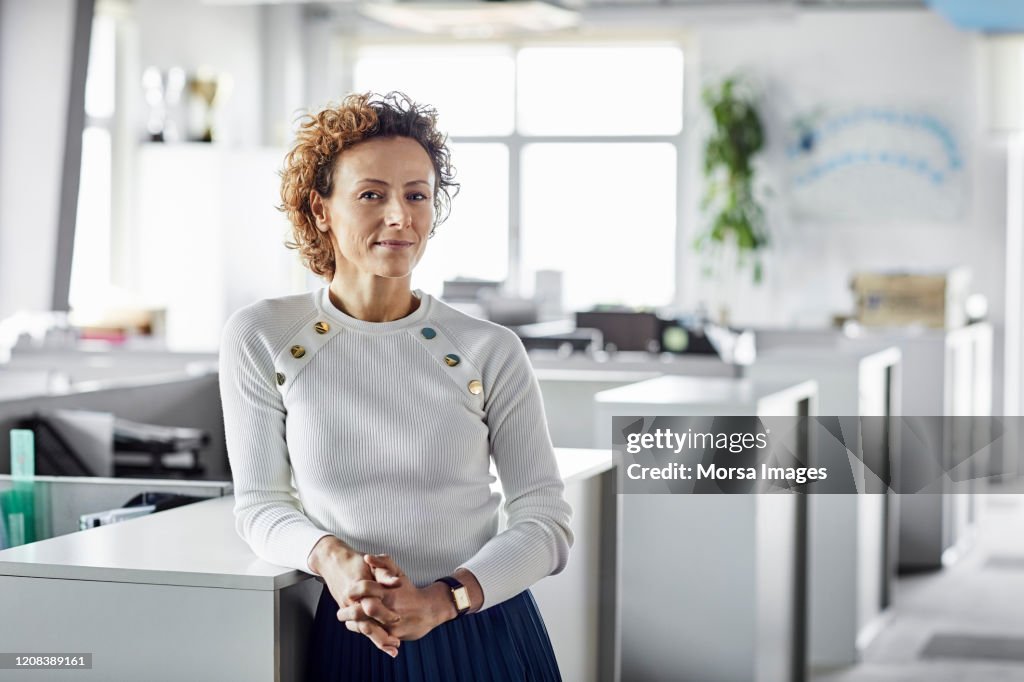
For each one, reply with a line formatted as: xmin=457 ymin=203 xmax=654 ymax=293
xmin=0 ymin=494 xmax=314 ymax=682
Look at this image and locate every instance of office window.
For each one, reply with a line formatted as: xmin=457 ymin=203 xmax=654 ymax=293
xmin=521 ymin=143 xmax=676 ymax=310
xmin=353 ymin=42 xmax=683 ymax=309
xmin=355 ymin=46 xmax=515 ymax=136
xmin=517 ymin=46 xmax=684 ymax=136
xmin=413 ymin=142 xmax=510 ymax=295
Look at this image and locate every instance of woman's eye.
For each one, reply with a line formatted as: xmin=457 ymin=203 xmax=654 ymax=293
xmin=359 ymin=191 xmax=382 ymax=200
xmin=408 ymin=192 xmax=428 ymax=201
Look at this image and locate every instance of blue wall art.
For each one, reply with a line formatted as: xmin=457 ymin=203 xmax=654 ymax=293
xmin=785 ymin=106 xmax=966 ymax=223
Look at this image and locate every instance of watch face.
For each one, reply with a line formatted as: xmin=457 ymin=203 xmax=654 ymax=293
xmin=453 ymin=586 xmax=471 ymax=611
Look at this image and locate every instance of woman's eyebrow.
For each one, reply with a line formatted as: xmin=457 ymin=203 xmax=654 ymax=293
xmin=356 ymin=178 xmax=431 ymax=187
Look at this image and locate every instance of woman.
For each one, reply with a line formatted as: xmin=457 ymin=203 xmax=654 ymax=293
xmin=218 ymin=91 xmax=573 ymax=681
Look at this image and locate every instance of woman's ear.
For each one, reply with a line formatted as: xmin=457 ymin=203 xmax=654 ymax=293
xmin=309 ymin=190 xmax=329 ymax=232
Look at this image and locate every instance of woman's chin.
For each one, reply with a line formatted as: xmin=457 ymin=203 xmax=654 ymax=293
xmin=370 ymin=266 xmax=416 ymax=280
xmin=370 ymin=257 xmax=421 ymax=280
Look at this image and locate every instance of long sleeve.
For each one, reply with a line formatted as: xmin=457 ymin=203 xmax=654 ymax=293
xmin=219 ymin=308 xmax=333 ymax=574
xmin=457 ymin=332 xmax=574 ymax=610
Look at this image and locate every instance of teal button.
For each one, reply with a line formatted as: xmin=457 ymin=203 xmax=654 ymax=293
xmin=444 ymin=354 xmax=460 ymax=367
xmin=421 ymin=327 xmax=437 ymax=340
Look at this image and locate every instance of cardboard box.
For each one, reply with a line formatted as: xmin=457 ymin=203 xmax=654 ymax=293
xmin=851 ymin=268 xmax=971 ymax=329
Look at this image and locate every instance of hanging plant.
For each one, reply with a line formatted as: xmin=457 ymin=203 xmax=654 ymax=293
xmin=695 ymin=75 xmax=769 ymax=283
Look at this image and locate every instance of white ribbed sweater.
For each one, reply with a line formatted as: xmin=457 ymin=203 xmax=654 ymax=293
xmin=218 ymin=287 xmax=573 ymax=610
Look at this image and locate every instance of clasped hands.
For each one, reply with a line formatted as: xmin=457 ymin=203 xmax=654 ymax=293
xmin=315 ymin=543 xmax=457 ymax=658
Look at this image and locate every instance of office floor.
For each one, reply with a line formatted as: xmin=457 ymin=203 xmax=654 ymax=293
xmin=814 ymin=486 xmax=1024 ymax=682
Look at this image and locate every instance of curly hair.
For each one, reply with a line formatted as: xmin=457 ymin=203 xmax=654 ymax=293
xmin=279 ymin=92 xmax=459 ymax=281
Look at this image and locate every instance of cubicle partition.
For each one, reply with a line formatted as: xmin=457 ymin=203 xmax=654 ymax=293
xmin=531 ymin=349 xmax=739 ymax=449
xmin=755 ymin=324 xmax=994 ymax=571
xmin=0 ymin=474 xmax=232 ymax=545
xmin=4 ymin=347 xmax=218 ymax=384
xmin=0 ymin=372 xmax=227 ymax=480
xmin=595 ymin=376 xmax=817 ymax=682
xmin=749 ymin=346 xmax=902 ymax=669
xmin=537 ymin=369 xmax=661 ymax=449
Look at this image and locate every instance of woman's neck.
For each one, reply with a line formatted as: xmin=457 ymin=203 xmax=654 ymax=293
xmin=327 ymin=274 xmax=420 ymax=323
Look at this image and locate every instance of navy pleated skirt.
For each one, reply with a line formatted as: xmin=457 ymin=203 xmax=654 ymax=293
xmin=305 ymin=584 xmax=562 ymax=682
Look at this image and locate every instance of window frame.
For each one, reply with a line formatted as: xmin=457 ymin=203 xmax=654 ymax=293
xmin=71 ymin=0 xmax=137 ymax=309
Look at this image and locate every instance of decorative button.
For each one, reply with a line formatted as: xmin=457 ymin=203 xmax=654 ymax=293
xmin=314 ymin=321 xmax=330 ymax=334
xmin=444 ymin=354 xmax=460 ymax=367
xmin=421 ymin=327 xmax=437 ymax=340
xmin=276 ymin=372 xmax=285 ymax=386
xmin=468 ymin=379 xmax=483 ymax=395
xmin=290 ymin=345 xmax=306 ymax=359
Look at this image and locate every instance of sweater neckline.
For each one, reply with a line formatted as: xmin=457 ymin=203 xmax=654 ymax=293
xmin=316 ymin=287 xmax=433 ymax=333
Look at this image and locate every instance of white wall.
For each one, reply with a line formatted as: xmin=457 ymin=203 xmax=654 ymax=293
xmin=132 ymin=144 xmax=303 ymax=351
xmin=679 ymin=9 xmax=1006 ymax=334
xmin=0 ymin=0 xmax=77 ymax=322
xmin=260 ymin=4 xmax=306 ymax=148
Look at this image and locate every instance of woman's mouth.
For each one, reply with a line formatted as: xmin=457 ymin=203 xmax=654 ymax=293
xmin=374 ymin=240 xmax=414 ymax=250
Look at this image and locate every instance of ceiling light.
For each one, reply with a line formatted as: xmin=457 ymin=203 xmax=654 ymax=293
xmin=359 ymin=1 xmax=580 ymax=38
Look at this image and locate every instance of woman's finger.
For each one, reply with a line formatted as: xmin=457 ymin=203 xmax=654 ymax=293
xmin=346 ymin=578 xmax=389 ymax=603
xmin=336 ymin=604 xmax=363 ymax=622
xmin=345 ymin=618 xmax=400 ymax=658
xmin=361 ymin=596 xmax=402 ymax=625
xmin=364 ymin=553 xmax=403 ymax=584
xmin=336 ymin=598 xmax=400 ymax=626
xmin=364 ymin=553 xmax=401 ymax=574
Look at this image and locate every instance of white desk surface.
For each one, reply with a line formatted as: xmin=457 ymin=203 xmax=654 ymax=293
xmin=754 ymin=323 xmax=991 ymax=345
xmin=550 ymin=448 xmax=613 ymax=486
xmin=529 ymin=350 xmax=736 ymax=377
xmin=0 ymin=448 xmax=611 ymax=591
xmin=595 ymin=375 xmax=816 ymax=410
xmin=534 ymin=368 xmax=663 ymax=383
xmin=756 ymin=345 xmax=902 ymax=367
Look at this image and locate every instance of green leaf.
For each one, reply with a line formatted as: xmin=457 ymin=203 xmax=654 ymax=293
xmin=697 ymin=71 xmax=771 ymax=285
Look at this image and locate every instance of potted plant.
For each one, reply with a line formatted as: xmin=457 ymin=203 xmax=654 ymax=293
xmin=695 ymin=75 xmax=769 ymax=289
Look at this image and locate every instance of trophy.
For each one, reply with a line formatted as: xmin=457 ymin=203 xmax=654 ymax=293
xmin=188 ymin=67 xmax=223 ymax=143
xmin=141 ymin=66 xmax=185 ymax=142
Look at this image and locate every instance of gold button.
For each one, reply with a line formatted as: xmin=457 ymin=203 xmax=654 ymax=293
xmin=444 ymin=354 xmax=460 ymax=367
xmin=291 ymin=345 xmax=306 ymax=359
xmin=468 ymin=379 xmax=483 ymax=395
xmin=314 ymin=321 xmax=330 ymax=334
xmin=276 ymin=372 xmax=285 ymax=385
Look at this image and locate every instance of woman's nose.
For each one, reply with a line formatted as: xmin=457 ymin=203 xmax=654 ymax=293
xmin=385 ymin=197 xmax=412 ymax=228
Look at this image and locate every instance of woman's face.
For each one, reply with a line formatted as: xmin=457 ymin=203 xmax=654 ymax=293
xmin=312 ymin=136 xmax=436 ymax=282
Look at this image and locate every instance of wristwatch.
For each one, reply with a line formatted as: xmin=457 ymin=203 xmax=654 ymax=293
xmin=435 ymin=576 xmax=472 ymax=617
